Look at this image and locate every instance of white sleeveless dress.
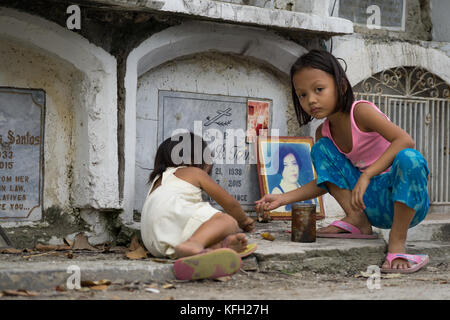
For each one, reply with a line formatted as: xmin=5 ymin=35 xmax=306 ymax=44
xmin=140 ymin=167 xmax=220 ymax=258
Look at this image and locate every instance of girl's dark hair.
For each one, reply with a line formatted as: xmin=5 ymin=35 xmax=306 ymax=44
xmin=290 ymin=49 xmax=354 ymax=126
xmin=148 ymin=132 xmax=212 ymax=183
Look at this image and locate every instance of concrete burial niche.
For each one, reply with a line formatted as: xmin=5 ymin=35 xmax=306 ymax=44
xmin=123 ymin=21 xmax=308 ymax=221
xmin=0 ymin=8 xmax=119 ymax=226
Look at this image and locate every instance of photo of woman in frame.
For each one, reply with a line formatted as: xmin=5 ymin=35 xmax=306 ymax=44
xmin=257 ymin=136 xmax=325 ymax=220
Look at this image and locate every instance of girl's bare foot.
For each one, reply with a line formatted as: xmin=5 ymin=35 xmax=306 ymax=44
xmin=382 ymin=236 xmax=411 ymax=270
xmin=317 ymin=215 xmax=374 ymax=235
xmin=175 ymin=240 xmax=205 ymax=258
xmin=381 ymin=255 xmax=411 ymax=270
xmin=322 ymin=183 xmax=373 ymax=235
xmin=220 ymin=233 xmax=247 ymax=253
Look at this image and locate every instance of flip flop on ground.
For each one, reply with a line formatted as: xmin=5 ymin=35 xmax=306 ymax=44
xmin=316 ymin=220 xmax=378 ymax=239
xmin=220 ymin=233 xmax=257 ymax=258
xmin=173 ymin=248 xmax=242 ymax=281
xmin=381 ymin=253 xmax=429 ymax=274
xmin=237 ymin=243 xmax=258 ymax=258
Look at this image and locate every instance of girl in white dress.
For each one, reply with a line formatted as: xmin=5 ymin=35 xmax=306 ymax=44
xmin=141 ymin=132 xmax=255 ymax=260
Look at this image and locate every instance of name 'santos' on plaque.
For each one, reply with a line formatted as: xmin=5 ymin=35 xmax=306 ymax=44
xmin=0 ymin=88 xmax=45 ymax=221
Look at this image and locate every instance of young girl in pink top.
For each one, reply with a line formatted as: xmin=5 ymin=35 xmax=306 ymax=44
xmin=256 ymin=50 xmax=430 ymax=273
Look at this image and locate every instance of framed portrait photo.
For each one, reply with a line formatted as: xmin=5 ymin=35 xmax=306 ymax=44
xmin=246 ymin=99 xmax=270 ymax=143
xmin=257 ymin=136 xmax=325 ymax=220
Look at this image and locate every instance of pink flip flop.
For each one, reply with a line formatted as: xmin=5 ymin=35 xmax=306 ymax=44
xmin=381 ymin=253 xmax=429 ymax=274
xmin=316 ymin=220 xmax=378 ymax=239
xmin=173 ymin=248 xmax=242 ymax=281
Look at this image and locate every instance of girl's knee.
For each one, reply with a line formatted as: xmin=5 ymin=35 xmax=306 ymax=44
xmin=393 ymin=149 xmax=429 ymax=176
xmin=213 ymin=212 xmax=239 ymax=230
xmin=395 ymin=148 xmax=422 ymax=162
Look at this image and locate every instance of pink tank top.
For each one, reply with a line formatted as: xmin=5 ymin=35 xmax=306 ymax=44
xmin=321 ymin=100 xmax=391 ymax=172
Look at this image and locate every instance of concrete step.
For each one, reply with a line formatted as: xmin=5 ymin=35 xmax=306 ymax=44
xmin=0 ymin=255 xmax=175 ymax=291
xmin=375 ymin=213 xmax=450 ymax=242
xmin=0 ymin=218 xmax=449 ymax=292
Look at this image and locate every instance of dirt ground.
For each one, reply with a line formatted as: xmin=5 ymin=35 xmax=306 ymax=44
xmin=1 ymin=258 xmax=448 ymax=301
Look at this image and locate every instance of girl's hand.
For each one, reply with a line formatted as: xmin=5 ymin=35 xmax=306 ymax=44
xmin=239 ymin=217 xmax=255 ymax=232
xmin=351 ymin=173 xmax=371 ymax=211
xmin=255 ymin=194 xmax=284 ymax=214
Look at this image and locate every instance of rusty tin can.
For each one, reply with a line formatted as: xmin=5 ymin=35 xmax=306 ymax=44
xmin=291 ymin=203 xmax=316 ymax=243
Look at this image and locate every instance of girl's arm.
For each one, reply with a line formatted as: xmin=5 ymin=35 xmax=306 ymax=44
xmin=195 ymin=168 xmax=254 ymax=231
xmin=255 ymin=180 xmax=327 ymax=213
xmin=352 ymin=103 xmax=415 ymax=209
xmin=279 ymin=179 xmax=326 ymax=206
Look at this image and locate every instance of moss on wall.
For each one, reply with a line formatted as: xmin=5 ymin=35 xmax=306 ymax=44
xmin=4 ymin=206 xmax=89 ymax=248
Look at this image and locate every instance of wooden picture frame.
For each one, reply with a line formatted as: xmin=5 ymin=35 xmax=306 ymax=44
xmin=256 ymin=136 xmax=325 ymax=220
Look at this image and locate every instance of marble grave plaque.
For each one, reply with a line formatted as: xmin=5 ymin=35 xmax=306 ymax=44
xmin=158 ymin=91 xmax=269 ymax=212
xmin=0 ymin=88 xmax=45 ymax=220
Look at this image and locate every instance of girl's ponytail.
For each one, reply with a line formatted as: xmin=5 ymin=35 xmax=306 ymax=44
xmin=148 ymin=164 xmax=166 ymax=184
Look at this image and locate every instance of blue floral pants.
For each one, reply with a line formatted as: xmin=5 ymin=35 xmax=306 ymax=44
xmin=311 ymin=138 xmax=430 ymax=229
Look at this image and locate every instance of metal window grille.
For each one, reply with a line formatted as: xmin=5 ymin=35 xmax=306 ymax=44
xmin=354 ymin=66 xmax=450 ymax=211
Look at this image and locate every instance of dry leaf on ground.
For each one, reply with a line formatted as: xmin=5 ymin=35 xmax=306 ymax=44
xmin=90 ymin=285 xmax=109 ymax=291
xmin=35 ymin=243 xmax=57 ymax=251
xmin=126 ymin=246 xmax=148 ymax=260
xmin=2 ymin=289 xmax=39 ymax=297
xmin=129 ymin=236 xmax=141 ymax=251
xmin=125 ymin=236 xmax=148 ymax=259
xmin=35 ymin=243 xmax=71 ymax=251
xmin=22 ymin=251 xmax=60 ymax=259
xmin=81 ymin=279 xmax=112 ymax=287
xmin=162 ymin=283 xmax=176 ymax=289
xmin=71 ymin=233 xmax=99 ymax=251
xmin=0 ymin=248 xmax=23 ymax=254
